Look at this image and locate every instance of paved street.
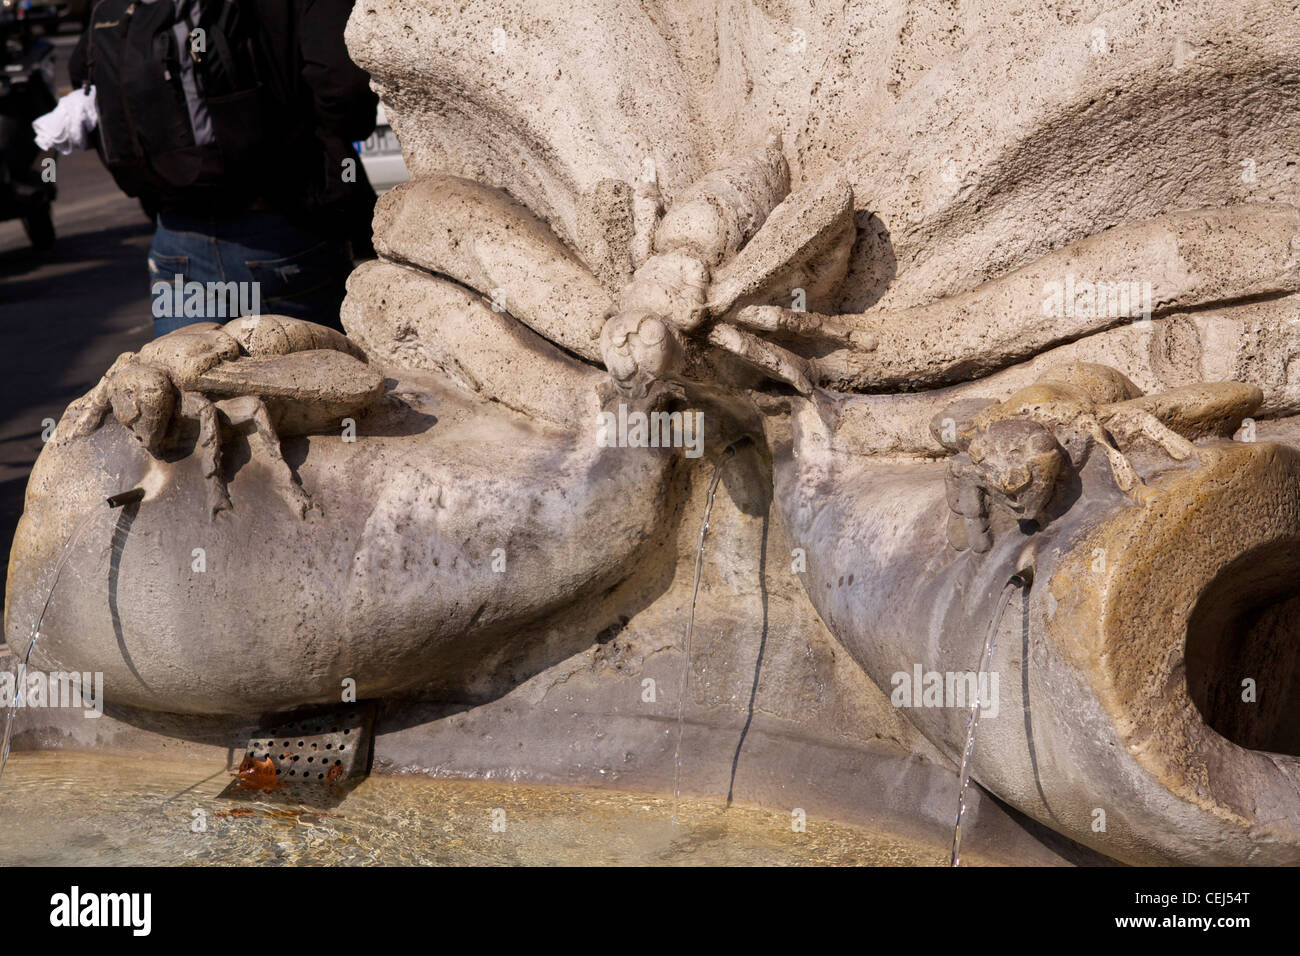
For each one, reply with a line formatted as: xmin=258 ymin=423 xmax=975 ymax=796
xmin=0 ymin=26 xmax=154 ymax=603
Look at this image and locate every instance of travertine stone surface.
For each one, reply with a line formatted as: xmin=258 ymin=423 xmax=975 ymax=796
xmin=8 ymin=0 xmax=1300 ymax=865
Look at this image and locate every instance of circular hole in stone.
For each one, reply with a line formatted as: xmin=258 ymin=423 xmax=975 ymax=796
xmin=1187 ymin=538 xmax=1300 ymax=755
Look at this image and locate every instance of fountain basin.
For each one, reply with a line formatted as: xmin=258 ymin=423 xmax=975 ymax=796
xmin=0 ymin=750 xmax=983 ymax=866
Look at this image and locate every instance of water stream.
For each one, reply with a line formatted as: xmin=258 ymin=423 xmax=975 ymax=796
xmin=950 ymin=570 xmax=1030 ymax=867
xmin=671 ymin=444 xmax=737 ymax=824
xmin=0 ymin=490 xmax=141 ymax=788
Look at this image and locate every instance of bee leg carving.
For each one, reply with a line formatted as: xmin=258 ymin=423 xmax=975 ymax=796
xmin=219 ymin=396 xmax=315 ymax=519
xmin=705 ymin=324 xmax=817 ymax=395
xmin=58 ymin=386 xmax=113 ymax=442
xmin=1079 ymin=416 xmax=1148 ymax=501
xmin=1099 ymin=406 xmax=1197 ymax=462
xmin=58 ymin=353 xmax=139 ymax=442
xmin=181 ymin=391 xmax=231 ymax=518
xmin=945 ymin=458 xmax=993 ymax=553
xmin=729 ymin=304 xmax=857 ymax=346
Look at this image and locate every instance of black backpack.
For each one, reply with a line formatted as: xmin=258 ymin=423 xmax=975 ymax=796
xmin=85 ymin=0 xmax=294 ymax=201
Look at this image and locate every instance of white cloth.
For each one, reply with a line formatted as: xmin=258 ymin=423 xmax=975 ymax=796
xmin=33 ymin=87 xmax=99 ymax=154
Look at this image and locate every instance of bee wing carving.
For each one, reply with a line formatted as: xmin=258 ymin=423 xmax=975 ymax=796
xmin=192 ymin=350 xmax=384 ymax=409
xmin=706 ymin=178 xmax=855 ymax=319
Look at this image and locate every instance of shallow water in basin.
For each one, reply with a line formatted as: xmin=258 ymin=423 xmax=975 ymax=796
xmin=0 ymin=751 xmax=980 ymax=866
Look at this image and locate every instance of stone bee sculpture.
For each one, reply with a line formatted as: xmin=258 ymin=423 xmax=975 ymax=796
xmin=597 ymin=133 xmax=859 ymax=397
xmin=58 ymin=315 xmax=385 ymax=518
xmin=931 ymin=362 xmax=1263 ymax=552
xmin=372 ymin=142 xmax=1300 ymax=415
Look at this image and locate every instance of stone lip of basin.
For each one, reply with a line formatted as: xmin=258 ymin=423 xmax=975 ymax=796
xmin=773 ymin=400 xmax=1300 ymax=865
xmin=2 ymin=372 xmax=674 ymax=715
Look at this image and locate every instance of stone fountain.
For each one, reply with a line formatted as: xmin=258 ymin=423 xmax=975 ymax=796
xmin=6 ymin=0 xmax=1300 ymax=865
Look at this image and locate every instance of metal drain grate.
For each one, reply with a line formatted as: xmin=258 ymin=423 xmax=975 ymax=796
xmin=220 ymin=702 xmax=376 ymax=807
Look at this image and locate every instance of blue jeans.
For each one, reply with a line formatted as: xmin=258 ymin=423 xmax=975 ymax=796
xmin=148 ymin=211 xmax=352 ymax=337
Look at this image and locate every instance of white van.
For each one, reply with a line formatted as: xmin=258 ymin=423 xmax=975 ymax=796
xmin=356 ymin=104 xmax=410 ymax=194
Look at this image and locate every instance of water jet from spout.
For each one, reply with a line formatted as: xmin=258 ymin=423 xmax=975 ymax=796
xmin=0 ymin=491 xmax=139 ymax=788
xmin=671 ymin=443 xmax=739 ymax=824
xmin=950 ymin=570 xmax=1031 ymax=866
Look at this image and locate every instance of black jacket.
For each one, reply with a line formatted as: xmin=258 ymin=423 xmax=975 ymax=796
xmin=70 ymin=0 xmax=378 ymax=236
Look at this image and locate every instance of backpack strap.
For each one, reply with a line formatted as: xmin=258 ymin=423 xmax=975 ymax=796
xmin=82 ymin=0 xmax=100 ymax=90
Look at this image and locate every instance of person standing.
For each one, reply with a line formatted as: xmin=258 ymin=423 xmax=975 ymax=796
xmin=70 ymin=0 xmax=378 ymax=335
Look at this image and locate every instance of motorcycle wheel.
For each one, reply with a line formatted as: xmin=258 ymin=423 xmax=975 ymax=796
xmin=22 ymin=204 xmax=55 ymax=251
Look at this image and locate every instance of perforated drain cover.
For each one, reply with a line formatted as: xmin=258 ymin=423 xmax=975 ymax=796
xmin=220 ymin=703 xmax=376 ymax=807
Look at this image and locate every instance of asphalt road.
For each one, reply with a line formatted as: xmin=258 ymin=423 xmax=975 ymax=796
xmin=0 ymin=26 xmax=155 ymax=605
